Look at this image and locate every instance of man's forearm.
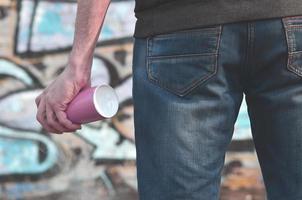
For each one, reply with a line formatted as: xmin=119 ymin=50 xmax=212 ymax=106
xmin=69 ymin=0 xmax=111 ymax=72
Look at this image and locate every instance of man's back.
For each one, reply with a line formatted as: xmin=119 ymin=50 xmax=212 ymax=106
xmin=134 ymin=0 xmax=302 ymax=38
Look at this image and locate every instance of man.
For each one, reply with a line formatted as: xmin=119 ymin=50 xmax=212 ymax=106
xmin=36 ymin=0 xmax=302 ymax=199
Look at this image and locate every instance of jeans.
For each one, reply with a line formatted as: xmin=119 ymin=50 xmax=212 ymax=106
xmin=132 ymin=15 xmax=302 ymax=200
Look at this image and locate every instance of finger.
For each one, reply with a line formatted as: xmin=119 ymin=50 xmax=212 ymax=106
xmin=54 ymin=110 xmax=81 ymax=132
xmin=45 ymin=102 xmax=66 ymax=134
xmin=36 ymin=98 xmax=58 ymax=133
xmin=35 ymin=94 xmax=42 ymax=107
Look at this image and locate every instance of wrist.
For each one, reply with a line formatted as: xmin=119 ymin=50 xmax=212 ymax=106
xmin=66 ymin=66 xmax=91 ymax=87
xmin=67 ymin=52 xmax=92 ymax=72
xmin=66 ymin=56 xmax=92 ymax=86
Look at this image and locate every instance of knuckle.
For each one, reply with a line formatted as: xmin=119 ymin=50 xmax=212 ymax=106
xmin=48 ymin=99 xmax=55 ymax=106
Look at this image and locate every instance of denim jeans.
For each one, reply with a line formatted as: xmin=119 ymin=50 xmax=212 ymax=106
xmin=132 ymin=15 xmax=302 ymax=200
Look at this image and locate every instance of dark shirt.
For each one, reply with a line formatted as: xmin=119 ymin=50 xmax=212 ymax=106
xmin=134 ymin=0 xmax=302 ymax=38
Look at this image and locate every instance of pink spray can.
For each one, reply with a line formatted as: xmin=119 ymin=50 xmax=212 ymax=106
xmin=66 ymin=84 xmax=119 ymax=124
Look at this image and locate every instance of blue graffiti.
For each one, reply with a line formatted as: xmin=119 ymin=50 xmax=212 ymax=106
xmin=0 ymin=59 xmax=34 ymax=86
xmin=233 ymin=98 xmax=252 ymax=140
xmin=76 ymin=124 xmax=136 ymax=160
xmin=0 ymin=126 xmax=58 ymax=175
xmin=37 ymin=9 xmax=70 ymax=36
xmin=15 ymin=0 xmax=136 ymax=54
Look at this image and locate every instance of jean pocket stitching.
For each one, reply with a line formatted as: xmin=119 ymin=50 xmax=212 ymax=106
xmin=150 ymin=26 xmax=221 ymax=40
xmin=147 ymin=36 xmax=153 ymax=57
xmin=146 ymin=26 xmax=222 ymax=97
xmin=146 ymin=27 xmax=222 ymax=97
xmin=288 ymin=53 xmax=302 ymax=76
xmin=147 ymin=52 xmax=218 ymax=60
xmin=216 ymin=25 xmax=223 ymax=55
xmin=282 ymin=17 xmax=302 ymax=77
xmin=147 ymin=25 xmax=222 ymax=57
xmin=283 ymin=15 xmax=302 ymax=27
xmin=147 ymin=54 xmax=218 ymax=97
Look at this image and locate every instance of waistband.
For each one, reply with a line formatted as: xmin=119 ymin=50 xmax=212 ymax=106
xmin=133 ymin=0 xmax=302 ymax=38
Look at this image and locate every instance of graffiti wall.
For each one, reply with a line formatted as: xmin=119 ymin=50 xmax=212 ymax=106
xmin=0 ymin=0 xmax=265 ymax=199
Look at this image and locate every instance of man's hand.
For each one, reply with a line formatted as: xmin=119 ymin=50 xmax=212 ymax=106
xmin=35 ymin=0 xmax=111 ymax=134
xmin=35 ymin=64 xmax=91 ymax=134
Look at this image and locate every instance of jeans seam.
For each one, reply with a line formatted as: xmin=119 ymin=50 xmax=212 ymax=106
xmin=286 ymin=26 xmax=302 ymax=30
xmin=216 ymin=25 xmax=223 ymax=55
xmin=147 ymin=52 xmax=218 ymax=60
xmin=147 ymin=37 xmax=153 ymax=57
xmin=147 ymin=29 xmax=221 ymax=57
xmin=288 ymin=55 xmax=302 ymax=76
xmin=244 ymin=22 xmax=255 ymax=76
xmin=150 ymin=26 xmax=221 ymax=40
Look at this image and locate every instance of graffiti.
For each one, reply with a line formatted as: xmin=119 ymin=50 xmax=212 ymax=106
xmin=234 ymin=98 xmax=252 ymax=140
xmin=0 ymin=1 xmax=10 ymax=20
xmin=0 ymin=126 xmax=58 ymax=175
xmin=76 ymin=122 xmax=135 ymax=160
xmin=15 ymin=0 xmax=136 ymax=56
xmin=0 ymin=0 xmax=263 ymax=199
xmin=0 ymin=58 xmax=39 ymax=86
xmin=1 ymin=15 xmax=137 ymax=197
xmin=0 ymin=7 xmax=8 ymax=20
xmin=0 ymin=56 xmax=135 ymax=159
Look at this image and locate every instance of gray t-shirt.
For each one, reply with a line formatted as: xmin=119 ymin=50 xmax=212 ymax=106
xmin=134 ymin=0 xmax=302 ymax=38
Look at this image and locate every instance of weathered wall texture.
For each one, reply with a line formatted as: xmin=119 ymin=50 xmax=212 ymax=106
xmin=0 ymin=0 xmax=265 ymax=199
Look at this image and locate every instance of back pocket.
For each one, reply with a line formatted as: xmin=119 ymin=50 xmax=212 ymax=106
xmin=282 ymin=15 xmax=302 ymax=77
xmin=146 ymin=25 xmax=222 ymax=97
